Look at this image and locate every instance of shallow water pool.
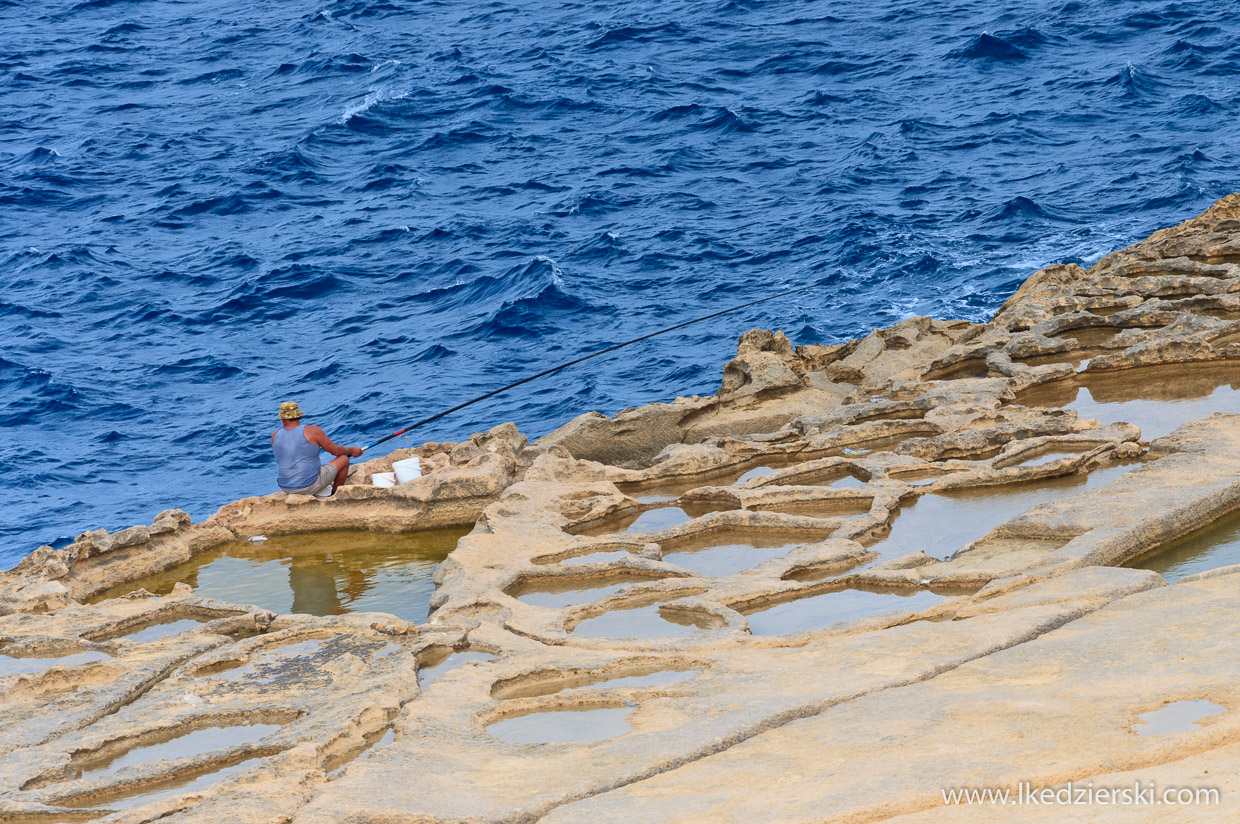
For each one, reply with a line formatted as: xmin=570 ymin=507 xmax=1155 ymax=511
xmin=487 ymin=706 xmax=633 ymax=744
xmin=0 ymin=649 xmax=110 ymax=677
xmin=417 ymin=650 xmax=496 ymax=689
xmin=661 ymin=533 xmax=810 ymax=577
xmin=74 ymin=722 xmax=283 ymax=781
xmin=743 ymin=587 xmax=951 ymax=636
xmin=1016 ymin=362 xmax=1240 ymax=441
xmin=868 ymin=462 xmax=1137 ymax=561
xmin=94 ymin=528 xmax=468 ymax=623
xmin=1128 ymin=507 xmax=1240 ymax=582
xmin=571 ymin=603 xmax=719 ymax=640
xmin=510 ymin=573 xmax=662 ymax=609
xmin=1133 ymin=700 xmax=1226 ymax=735
xmin=574 ymin=503 xmax=728 ymax=536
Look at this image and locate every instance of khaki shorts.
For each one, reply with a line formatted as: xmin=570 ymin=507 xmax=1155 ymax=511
xmin=282 ymin=463 xmax=337 ymax=497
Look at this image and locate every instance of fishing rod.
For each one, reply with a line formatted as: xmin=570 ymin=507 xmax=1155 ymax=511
xmin=360 ymin=279 xmax=827 ymax=452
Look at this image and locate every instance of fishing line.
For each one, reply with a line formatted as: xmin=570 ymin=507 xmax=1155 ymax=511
xmin=360 ymin=279 xmax=826 ymax=452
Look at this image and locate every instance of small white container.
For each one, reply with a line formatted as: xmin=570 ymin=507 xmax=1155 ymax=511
xmin=371 ymin=472 xmax=397 ymax=488
xmin=392 ymin=457 xmax=423 ymax=484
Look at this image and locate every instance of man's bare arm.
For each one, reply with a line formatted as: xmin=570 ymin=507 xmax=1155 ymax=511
xmin=305 ymin=425 xmax=362 ymax=457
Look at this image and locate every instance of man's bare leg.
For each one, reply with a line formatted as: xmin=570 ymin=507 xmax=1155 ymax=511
xmin=329 ymin=455 xmax=350 ymax=492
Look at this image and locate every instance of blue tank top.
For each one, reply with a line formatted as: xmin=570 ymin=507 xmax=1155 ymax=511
xmin=273 ymin=424 xmax=322 ymax=490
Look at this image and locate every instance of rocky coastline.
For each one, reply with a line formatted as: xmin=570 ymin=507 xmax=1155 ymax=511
xmin=7 ymin=197 xmax=1240 ymax=821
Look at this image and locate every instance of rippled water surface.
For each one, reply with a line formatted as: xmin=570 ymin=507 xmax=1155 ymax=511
xmin=5 ymin=0 xmax=1240 ymax=562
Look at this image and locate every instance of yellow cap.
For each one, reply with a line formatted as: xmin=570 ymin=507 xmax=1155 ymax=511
xmin=278 ymin=401 xmax=303 ymax=420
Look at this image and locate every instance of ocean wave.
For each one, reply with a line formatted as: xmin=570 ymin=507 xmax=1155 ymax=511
xmin=951 ymin=32 xmax=1029 ymax=62
xmin=177 ymin=68 xmax=244 ymax=86
xmin=20 ymin=146 xmax=60 ymax=165
xmin=1174 ymin=93 xmax=1224 ymax=115
xmin=572 ymin=231 xmax=627 ymax=262
xmin=651 ymin=103 xmax=757 ymax=133
xmin=299 ymin=360 xmax=341 ymax=381
xmin=340 ymin=86 xmax=409 ymax=124
xmin=585 ymin=23 xmax=693 ymax=50
xmin=273 ymin=52 xmax=372 ymax=79
xmin=468 ymin=282 xmax=600 ymax=339
xmin=1101 ymin=62 xmax=1167 ymax=98
xmin=410 ymin=343 xmax=455 ymax=363
xmin=546 ymin=192 xmax=630 ymax=217
xmin=0 ymin=300 xmax=62 ymax=319
xmin=985 ymin=196 xmax=1074 ymax=223
xmin=252 ymin=143 xmax=331 ymax=184
xmin=189 ymin=270 xmax=348 ymax=324
xmin=69 ymin=0 xmax=142 ymax=10
xmin=102 ymin=21 xmax=146 ymax=35
xmin=172 ymin=193 xmax=257 ymax=217
xmin=0 ymin=358 xmax=85 ymax=425
xmin=155 ymin=355 xmax=248 ymax=381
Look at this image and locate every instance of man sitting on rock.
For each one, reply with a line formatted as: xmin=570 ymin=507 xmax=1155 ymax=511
xmin=271 ymin=402 xmax=363 ymax=499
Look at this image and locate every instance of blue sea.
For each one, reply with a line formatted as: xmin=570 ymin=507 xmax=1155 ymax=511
xmin=3 ymin=0 xmax=1240 ymax=565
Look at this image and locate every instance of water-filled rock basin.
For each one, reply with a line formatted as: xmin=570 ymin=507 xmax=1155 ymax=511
xmin=0 ymin=649 xmax=110 ymax=677
xmin=509 ymin=573 xmax=666 ymax=609
xmin=573 ymin=503 xmax=730 ymax=536
xmin=486 ymin=706 xmax=634 ymax=744
xmin=660 ymin=531 xmax=818 ymax=577
xmin=1128 ymin=507 xmax=1240 ymax=582
xmin=417 ymin=649 xmax=496 ymax=689
xmin=1133 ymin=700 xmax=1226 ymax=735
xmin=742 ymin=586 xmax=955 ymax=636
xmin=571 ymin=602 xmax=721 ymax=640
xmin=1016 ymin=362 xmax=1240 ymax=441
xmin=95 ymin=528 xmax=468 ymax=623
xmin=72 ymin=722 xmax=284 ymax=781
xmin=868 ymin=462 xmax=1137 ymax=561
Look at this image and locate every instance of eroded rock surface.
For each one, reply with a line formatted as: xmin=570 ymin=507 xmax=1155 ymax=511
xmin=9 ymin=197 xmax=1240 ymax=820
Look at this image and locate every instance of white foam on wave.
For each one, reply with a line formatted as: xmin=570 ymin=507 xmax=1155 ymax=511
xmin=340 ymin=86 xmax=409 ymax=124
xmin=535 ymin=255 xmax=566 ymax=287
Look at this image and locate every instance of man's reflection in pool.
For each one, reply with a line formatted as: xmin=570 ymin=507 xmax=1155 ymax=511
xmin=288 ymin=555 xmax=369 ymax=616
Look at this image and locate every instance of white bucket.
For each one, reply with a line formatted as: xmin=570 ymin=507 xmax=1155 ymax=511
xmin=392 ymin=457 xmax=422 ymax=484
xmin=371 ymin=472 xmax=396 ymax=488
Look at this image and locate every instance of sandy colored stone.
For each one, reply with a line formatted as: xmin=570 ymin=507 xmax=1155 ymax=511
xmin=538 ymin=574 xmax=1240 ymax=824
